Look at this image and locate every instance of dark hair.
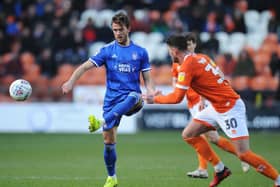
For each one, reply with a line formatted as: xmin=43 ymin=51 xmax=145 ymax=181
xmin=165 ymin=33 xmax=187 ymax=51
xmin=111 ymin=11 xmax=130 ymax=28
xmin=184 ymin=32 xmax=197 ymax=44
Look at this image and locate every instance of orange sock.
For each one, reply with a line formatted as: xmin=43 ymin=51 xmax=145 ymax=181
xmin=217 ymin=136 xmax=237 ymax=155
xmin=197 ymin=154 xmax=208 ymax=169
xmin=239 ymin=150 xmax=279 ymax=180
xmin=184 ymin=136 xmax=220 ymax=166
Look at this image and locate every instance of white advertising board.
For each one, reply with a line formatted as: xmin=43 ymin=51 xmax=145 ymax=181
xmin=0 ymin=103 xmax=137 ymax=133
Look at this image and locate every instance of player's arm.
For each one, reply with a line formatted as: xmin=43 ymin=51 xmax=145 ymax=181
xmin=153 ymin=87 xmax=186 ymax=104
xmin=142 ymin=70 xmax=155 ymax=95
xmin=62 ymin=60 xmax=95 ymax=94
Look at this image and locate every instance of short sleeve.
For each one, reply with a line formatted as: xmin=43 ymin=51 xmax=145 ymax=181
xmin=175 ymin=56 xmax=193 ymax=90
xmin=88 ymin=47 xmax=107 ymax=67
xmin=141 ymin=48 xmax=151 ymax=72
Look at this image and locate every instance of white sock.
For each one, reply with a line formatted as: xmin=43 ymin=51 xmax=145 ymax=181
xmin=275 ymin=175 xmax=280 ymax=185
xmin=111 ymin=174 xmax=117 ymax=179
xmin=214 ymin=161 xmax=225 ymax=173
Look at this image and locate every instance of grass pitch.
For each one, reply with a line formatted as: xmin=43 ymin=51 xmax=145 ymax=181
xmin=0 ymin=131 xmax=279 ymax=187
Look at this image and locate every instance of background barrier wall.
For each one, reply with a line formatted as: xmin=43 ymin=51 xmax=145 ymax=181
xmin=1 ymin=86 xmax=279 ymax=133
xmin=0 ymin=103 xmax=137 ymax=133
xmin=140 ymin=103 xmax=280 ymax=130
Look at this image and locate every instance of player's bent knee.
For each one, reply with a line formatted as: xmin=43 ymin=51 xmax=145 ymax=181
xmin=128 ymin=91 xmax=140 ymax=98
xmin=205 ymin=132 xmax=219 ymax=143
xmin=125 ymin=92 xmax=143 ymax=116
xmin=182 ymin=129 xmax=195 ymax=139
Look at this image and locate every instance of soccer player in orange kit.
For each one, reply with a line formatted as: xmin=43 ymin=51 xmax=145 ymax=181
xmin=145 ymin=33 xmax=280 ymax=187
xmin=171 ymin=34 xmax=249 ymax=178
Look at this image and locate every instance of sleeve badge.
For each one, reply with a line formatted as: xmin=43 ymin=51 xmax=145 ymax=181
xmin=178 ymin=72 xmax=185 ymax=82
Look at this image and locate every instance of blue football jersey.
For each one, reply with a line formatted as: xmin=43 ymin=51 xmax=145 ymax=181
xmin=89 ymin=40 xmax=151 ymax=105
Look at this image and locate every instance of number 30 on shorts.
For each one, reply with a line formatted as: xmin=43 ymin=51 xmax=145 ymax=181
xmin=225 ymin=118 xmax=237 ymax=130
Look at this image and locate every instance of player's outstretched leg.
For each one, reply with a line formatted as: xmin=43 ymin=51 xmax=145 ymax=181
xmin=184 ymin=136 xmax=232 ymax=186
xmin=103 ymin=92 xmax=143 ymax=122
xmin=239 ymin=150 xmax=280 ymax=186
xmin=103 ymin=176 xmax=118 ymax=187
xmin=88 ymin=114 xmax=102 ymax=132
xmin=206 ymin=131 xmax=250 ymax=173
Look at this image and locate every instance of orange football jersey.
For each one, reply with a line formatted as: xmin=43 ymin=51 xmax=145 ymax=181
xmin=176 ymin=53 xmax=240 ymax=113
xmin=172 ymin=63 xmax=200 ymax=109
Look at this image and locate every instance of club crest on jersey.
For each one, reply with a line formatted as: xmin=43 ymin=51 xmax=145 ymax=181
xmin=178 ymin=72 xmax=185 ymax=82
xmin=132 ymin=52 xmax=138 ymax=60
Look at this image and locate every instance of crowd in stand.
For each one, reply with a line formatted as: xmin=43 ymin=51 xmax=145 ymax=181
xmin=0 ymin=0 xmax=280 ymax=105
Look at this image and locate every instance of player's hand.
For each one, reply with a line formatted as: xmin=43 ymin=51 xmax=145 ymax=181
xmin=198 ymin=98 xmax=206 ymax=111
xmin=142 ymin=94 xmax=154 ymax=104
xmin=153 ymin=90 xmax=162 ymax=96
xmin=61 ymin=81 xmax=73 ymax=94
xmin=142 ymin=90 xmax=162 ymax=104
xmin=142 ymin=94 xmax=155 ymax=104
xmin=198 ymin=101 xmax=205 ymax=111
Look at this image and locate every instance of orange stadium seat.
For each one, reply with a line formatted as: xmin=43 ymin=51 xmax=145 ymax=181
xmin=0 ymin=74 xmax=16 ymax=89
xmin=249 ymin=75 xmax=269 ymax=91
xmin=258 ymin=43 xmax=275 ymax=55
xmin=77 ymin=67 xmax=106 ymax=85
xmin=263 ymin=33 xmax=278 ymax=45
xmin=49 ymin=64 xmax=75 ymax=101
xmin=276 ymin=44 xmax=280 ymax=57
xmin=231 ymin=76 xmax=250 ymax=91
xmin=267 ymin=76 xmax=279 ymax=91
xmin=252 ymin=53 xmax=271 ymax=75
xmin=154 ymin=64 xmax=172 ymax=85
xmin=244 ymin=46 xmax=256 ymax=58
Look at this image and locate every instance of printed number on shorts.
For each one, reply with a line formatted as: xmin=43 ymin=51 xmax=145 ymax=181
xmin=203 ymin=59 xmax=225 ymax=84
xmin=225 ymin=118 xmax=237 ymax=130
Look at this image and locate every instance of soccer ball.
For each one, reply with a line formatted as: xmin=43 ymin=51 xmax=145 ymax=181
xmin=9 ymin=79 xmax=32 ymax=101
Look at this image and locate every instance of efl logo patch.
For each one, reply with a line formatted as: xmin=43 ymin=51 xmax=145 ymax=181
xmin=178 ymin=72 xmax=185 ymax=82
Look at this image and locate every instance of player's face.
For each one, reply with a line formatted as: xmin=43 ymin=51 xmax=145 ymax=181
xmin=168 ymin=46 xmax=181 ymax=64
xmin=112 ymin=22 xmax=130 ymax=46
xmin=187 ymin=40 xmax=196 ymax=53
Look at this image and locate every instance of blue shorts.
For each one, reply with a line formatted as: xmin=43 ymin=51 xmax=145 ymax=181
xmin=102 ymin=92 xmax=143 ymax=131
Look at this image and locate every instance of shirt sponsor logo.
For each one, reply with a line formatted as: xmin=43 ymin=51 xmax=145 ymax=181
xmin=118 ymin=63 xmax=131 ymax=73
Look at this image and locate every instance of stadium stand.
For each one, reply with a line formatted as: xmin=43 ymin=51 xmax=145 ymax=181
xmin=0 ymin=0 xmax=279 ymax=104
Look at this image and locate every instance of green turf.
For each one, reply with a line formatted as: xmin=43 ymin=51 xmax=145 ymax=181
xmin=0 ymin=131 xmax=279 ymax=187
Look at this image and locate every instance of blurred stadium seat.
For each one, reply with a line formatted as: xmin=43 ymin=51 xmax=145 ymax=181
xmin=96 ymin=9 xmax=115 ymax=28
xmin=244 ymin=10 xmax=260 ymax=33
xmin=49 ymin=64 xmax=75 ymax=101
xmin=215 ymin=32 xmax=229 ymax=54
xmin=89 ymin=41 xmax=106 ymax=56
xmin=0 ymin=1 xmax=279 ymax=103
xmin=79 ymin=9 xmax=98 ymax=28
xmin=134 ymin=9 xmax=148 ymax=21
xmin=130 ymin=31 xmax=148 ymax=46
xmin=200 ymin=32 xmax=210 ymax=43
xmin=232 ymin=76 xmax=250 ymax=91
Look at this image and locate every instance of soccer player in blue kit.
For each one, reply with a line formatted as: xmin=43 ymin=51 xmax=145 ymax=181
xmin=62 ymin=12 xmax=155 ymax=187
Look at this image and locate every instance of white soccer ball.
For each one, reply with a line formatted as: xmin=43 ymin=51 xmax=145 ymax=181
xmin=9 ymin=79 xmax=32 ymax=101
